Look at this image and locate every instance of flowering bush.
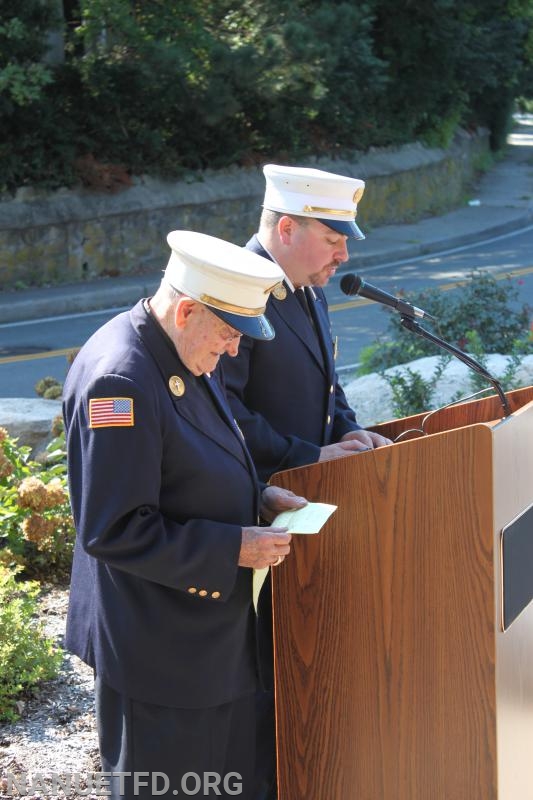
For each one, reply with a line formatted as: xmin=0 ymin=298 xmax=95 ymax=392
xmin=0 ymin=422 xmax=75 ymax=584
xmin=34 ymin=375 xmax=63 ymax=400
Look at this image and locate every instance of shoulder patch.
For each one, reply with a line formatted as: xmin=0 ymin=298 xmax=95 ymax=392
xmin=89 ymin=397 xmax=134 ymax=428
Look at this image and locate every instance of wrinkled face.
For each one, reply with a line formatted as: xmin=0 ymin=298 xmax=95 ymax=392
xmin=282 ymin=218 xmax=349 ymax=288
xmin=176 ymin=303 xmax=242 ymax=376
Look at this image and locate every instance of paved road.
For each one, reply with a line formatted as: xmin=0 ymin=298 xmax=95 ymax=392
xmin=1 ymin=226 xmax=533 ymax=397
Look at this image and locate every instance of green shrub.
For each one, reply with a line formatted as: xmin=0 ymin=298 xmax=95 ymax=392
xmin=358 ymin=270 xmax=533 ymax=375
xmin=360 ymin=270 xmax=533 ymax=418
xmin=0 ymin=424 xmax=75 ymax=583
xmin=449 ymin=330 xmax=526 ymax=398
xmin=384 ymin=356 xmax=451 ymax=418
xmin=382 ymin=343 xmax=526 ymax=420
xmin=0 ymin=565 xmax=62 ymax=722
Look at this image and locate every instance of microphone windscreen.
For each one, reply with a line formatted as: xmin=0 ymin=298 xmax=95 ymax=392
xmin=340 ymin=274 xmax=362 ymax=296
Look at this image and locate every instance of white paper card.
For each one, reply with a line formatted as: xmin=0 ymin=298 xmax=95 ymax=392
xmin=272 ymin=502 xmax=337 ymax=534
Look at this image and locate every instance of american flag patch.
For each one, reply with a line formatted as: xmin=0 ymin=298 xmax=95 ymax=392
xmin=89 ymin=397 xmax=134 ymax=429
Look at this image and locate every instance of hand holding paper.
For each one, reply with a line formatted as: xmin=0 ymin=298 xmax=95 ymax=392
xmin=272 ymin=502 xmax=337 ymax=534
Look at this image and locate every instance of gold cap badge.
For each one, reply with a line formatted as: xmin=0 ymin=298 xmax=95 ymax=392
xmin=272 ymin=283 xmax=287 ymax=301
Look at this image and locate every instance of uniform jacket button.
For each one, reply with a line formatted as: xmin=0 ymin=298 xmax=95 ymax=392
xmin=199 ymin=589 xmax=208 ymax=597
xmin=211 ymin=591 xmax=221 ymax=599
xmin=188 ymin=587 xmax=197 ymax=594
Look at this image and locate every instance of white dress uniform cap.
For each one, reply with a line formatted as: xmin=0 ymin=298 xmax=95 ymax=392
xmin=262 ymin=164 xmax=365 ymax=240
xmin=165 ymin=230 xmax=284 ymax=340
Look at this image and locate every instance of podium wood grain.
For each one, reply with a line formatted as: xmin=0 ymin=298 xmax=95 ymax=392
xmin=270 ymin=386 xmax=533 ymax=800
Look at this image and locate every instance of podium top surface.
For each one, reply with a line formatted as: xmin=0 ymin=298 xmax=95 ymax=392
xmin=370 ymin=385 xmax=533 ymax=444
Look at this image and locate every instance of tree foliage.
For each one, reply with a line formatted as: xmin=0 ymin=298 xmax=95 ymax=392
xmin=0 ymin=1 xmax=57 ymax=109
xmin=1 ymin=0 xmax=532 ymax=192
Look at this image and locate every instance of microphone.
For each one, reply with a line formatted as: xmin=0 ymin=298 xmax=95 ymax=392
xmin=340 ymin=273 xmax=435 ymax=321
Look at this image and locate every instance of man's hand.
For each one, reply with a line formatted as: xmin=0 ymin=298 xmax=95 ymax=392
xmin=318 ymin=430 xmax=392 ymax=462
xmin=238 ymin=487 xmax=306 ymax=569
xmin=260 ymin=485 xmax=307 ymax=523
xmin=341 ymin=429 xmax=392 ymax=448
xmin=239 ymin=526 xmax=292 ymax=569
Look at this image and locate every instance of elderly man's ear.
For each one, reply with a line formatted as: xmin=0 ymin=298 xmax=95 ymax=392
xmin=174 ymin=296 xmax=199 ymax=330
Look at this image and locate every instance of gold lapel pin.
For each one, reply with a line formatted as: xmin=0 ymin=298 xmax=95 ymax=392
xmin=272 ymin=283 xmax=287 ymax=301
xmin=169 ymin=375 xmax=185 ymax=397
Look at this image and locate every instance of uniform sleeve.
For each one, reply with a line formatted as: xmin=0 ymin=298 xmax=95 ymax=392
xmin=64 ymin=373 xmax=243 ymax=598
xmin=221 ymin=340 xmax=321 ymax=481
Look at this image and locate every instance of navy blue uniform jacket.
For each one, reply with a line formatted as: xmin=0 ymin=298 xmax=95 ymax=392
xmin=223 ymin=235 xmax=362 ymax=482
xmin=63 ymin=300 xmax=260 ymax=709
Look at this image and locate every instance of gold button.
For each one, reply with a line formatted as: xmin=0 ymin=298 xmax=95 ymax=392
xmin=188 ymin=587 xmax=197 ymax=594
xmin=327 ymin=415 xmax=331 ymax=424
xmin=199 ymin=589 xmax=208 ymax=597
xmin=212 ymin=591 xmax=221 ymax=599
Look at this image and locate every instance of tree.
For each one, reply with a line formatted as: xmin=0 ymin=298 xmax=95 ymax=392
xmin=372 ymin=0 xmax=532 ymax=148
xmin=1 ymin=0 xmax=532 ymax=191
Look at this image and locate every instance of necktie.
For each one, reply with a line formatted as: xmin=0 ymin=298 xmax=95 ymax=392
xmin=295 ymin=287 xmax=312 ymax=320
xmin=294 ymin=288 xmax=323 ymax=357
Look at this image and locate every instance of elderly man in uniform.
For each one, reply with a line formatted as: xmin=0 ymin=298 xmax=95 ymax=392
xmin=223 ymin=165 xmax=392 ymax=798
xmin=62 ymin=230 xmax=308 ymax=800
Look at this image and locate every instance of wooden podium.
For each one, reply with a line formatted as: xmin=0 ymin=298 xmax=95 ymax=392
xmin=269 ymin=386 xmax=533 ymax=800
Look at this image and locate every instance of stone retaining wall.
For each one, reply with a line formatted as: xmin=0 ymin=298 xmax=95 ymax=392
xmin=0 ymin=128 xmax=489 ymax=291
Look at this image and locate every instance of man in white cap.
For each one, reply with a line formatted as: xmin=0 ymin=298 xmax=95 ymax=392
xmin=62 ymin=230 xmax=308 ymax=799
xmin=225 ymin=163 xmax=391 ymax=478
xmin=223 ymin=165 xmax=392 ymax=798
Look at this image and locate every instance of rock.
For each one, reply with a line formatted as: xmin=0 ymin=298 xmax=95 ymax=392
xmin=0 ymin=398 xmax=63 ymax=455
xmin=343 ymin=354 xmax=533 ymax=427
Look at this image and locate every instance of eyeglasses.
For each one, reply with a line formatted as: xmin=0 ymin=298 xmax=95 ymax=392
xmin=217 ymin=326 xmax=242 ymax=343
xmin=205 ymin=306 xmax=243 ymax=343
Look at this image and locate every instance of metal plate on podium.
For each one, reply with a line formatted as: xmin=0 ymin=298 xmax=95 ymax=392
xmin=501 ymin=501 xmax=533 ymax=631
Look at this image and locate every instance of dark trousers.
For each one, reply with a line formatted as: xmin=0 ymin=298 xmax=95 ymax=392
xmin=254 ymin=689 xmax=277 ymax=800
xmin=95 ymin=677 xmax=256 ymax=799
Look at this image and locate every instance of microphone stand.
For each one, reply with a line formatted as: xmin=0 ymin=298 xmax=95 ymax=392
xmin=399 ymin=314 xmax=512 ymax=417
